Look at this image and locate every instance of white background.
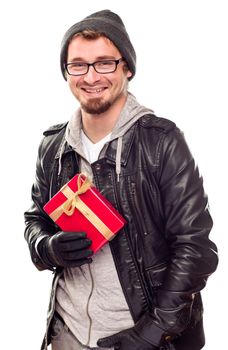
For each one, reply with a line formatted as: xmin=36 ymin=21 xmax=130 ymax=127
xmin=0 ymin=1 xmax=227 ymax=349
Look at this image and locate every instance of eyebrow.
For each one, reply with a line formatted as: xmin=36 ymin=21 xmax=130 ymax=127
xmin=68 ymin=55 xmax=117 ymax=62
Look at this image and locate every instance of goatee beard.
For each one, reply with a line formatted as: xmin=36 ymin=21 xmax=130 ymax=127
xmin=81 ymin=99 xmax=111 ymax=115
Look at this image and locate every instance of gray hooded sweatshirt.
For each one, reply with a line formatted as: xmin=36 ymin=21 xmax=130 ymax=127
xmin=55 ymin=93 xmax=153 ymax=347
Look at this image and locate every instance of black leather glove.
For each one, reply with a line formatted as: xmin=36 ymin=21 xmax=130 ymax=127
xmin=97 ymin=327 xmax=159 ymax=350
xmin=38 ymin=231 xmax=93 ymax=268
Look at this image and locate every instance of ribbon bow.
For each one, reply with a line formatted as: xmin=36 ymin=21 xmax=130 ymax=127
xmin=48 ymin=173 xmax=114 ymax=241
xmin=61 ymin=174 xmax=92 ymax=216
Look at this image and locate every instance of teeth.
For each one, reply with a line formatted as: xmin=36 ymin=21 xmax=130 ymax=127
xmin=85 ymin=88 xmax=104 ymax=93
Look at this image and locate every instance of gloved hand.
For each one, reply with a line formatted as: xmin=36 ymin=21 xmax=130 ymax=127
xmin=97 ymin=327 xmax=159 ymax=350
xmin=39 ymin=231 xmax=93 ymax=268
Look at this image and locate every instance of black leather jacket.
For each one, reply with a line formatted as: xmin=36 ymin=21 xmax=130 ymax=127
xmin=24 ymin=114 xmax=218 ymax=350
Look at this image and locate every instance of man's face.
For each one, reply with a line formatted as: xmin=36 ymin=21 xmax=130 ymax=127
xmin=66 ymin=36 xmax=132 ymax=114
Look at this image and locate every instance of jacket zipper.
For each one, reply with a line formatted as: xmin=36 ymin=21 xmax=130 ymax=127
xmin=129 ymin=181 xmax=149 ymax=236
xmin=43 ymin=272 xmax=62 ymax=349
xmin=111 ymin=173 xmax=151 ymax=320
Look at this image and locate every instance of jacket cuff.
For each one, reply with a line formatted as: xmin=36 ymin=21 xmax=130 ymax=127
xmin=135 ymin=313 xmax=173 ymax=347
xmin=33 ymin=232 xmax=54 ymax=271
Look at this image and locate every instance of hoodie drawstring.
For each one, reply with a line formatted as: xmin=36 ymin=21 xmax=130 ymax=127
xmin=116 ymin=136 xmax=123 ymax=182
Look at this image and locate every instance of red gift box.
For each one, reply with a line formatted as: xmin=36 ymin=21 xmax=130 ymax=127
xmin=43 ymin=173 xmax=126 ymax=253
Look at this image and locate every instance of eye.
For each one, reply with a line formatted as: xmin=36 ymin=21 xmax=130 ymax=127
xmin=68 ymin=62 xmax=87 ymax=71
xmin=73 ymin=62 xmax=86 ymax=67
xmin=96 ymin=61 xmax=114 ymax=67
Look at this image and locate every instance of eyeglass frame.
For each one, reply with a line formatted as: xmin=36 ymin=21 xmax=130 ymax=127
xmin=64 ymin=58 xmax=125 ymax=76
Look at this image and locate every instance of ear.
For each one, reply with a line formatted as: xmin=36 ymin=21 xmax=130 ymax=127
xmin=127 ymin=70 xmax=133 ymax=79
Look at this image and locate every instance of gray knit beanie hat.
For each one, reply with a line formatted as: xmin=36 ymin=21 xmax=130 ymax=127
xmin=60 ymin=10 xmax=136 ymax=80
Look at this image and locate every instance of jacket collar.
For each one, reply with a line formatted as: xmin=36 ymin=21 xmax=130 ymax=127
xmin=54 ymin=123 xmax=136 ymax=167
xmin=104 ymin=123 xmax=137 ymax=167
xmin=54 ymin=136 xmax=73 ymax=160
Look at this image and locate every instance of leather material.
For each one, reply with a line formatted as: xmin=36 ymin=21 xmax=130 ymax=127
xmin=40 ymin=231 xmax=93 ymax=268
xmin=24 ymin=114 xmax=218 ymax=349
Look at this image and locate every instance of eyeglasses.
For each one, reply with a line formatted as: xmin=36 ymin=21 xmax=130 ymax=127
xmin=65 ymin=58 xmax=124 ymax=76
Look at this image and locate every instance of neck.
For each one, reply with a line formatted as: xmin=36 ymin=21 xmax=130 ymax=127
xmin=81 ymin=94 xmax=127 ymax=143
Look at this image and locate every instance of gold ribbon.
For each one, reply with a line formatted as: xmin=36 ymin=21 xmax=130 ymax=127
xmin=49 ymin=174 xmax=114 ymax=241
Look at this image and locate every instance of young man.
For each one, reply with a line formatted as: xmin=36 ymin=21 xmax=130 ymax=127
xmin=24 ymin=10 xmax=218 ymax=350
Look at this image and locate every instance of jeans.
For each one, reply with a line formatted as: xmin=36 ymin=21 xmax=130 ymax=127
xmin=51 ymin=313 xmax=113 ymax=350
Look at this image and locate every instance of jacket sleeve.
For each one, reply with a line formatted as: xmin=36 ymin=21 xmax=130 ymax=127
xmin=138 ymin=127 xmax=218 ymax=346
xmin=24 ymin=137 xmax=58 ymax=271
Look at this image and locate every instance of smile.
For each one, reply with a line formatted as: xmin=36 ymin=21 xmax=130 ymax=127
xmin=84 ymin=88 xmax=105 ymax=93
xmin=81 ymin=87 xmax=108 ymax=95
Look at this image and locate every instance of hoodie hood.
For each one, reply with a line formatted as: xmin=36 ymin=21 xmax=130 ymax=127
xmin=109 ymin=92 xmax=153 ymax=140
xmin=108 ymin=93 xmax=153 ymax=180
xmin=63 ymin=92 xmax=153 ymax=180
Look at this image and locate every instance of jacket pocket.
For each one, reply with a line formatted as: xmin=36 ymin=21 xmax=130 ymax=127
xmin=145 ymin=261 xmax=168 ymax=288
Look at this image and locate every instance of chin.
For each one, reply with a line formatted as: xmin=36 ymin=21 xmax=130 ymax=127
xmin=81 ymin=99 xmax=111 ymax=115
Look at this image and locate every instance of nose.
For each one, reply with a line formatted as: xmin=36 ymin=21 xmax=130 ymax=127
xmin=83 ymin=65 xmax=101 ymax=84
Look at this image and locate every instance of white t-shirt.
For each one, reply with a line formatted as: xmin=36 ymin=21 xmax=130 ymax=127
xmin=81 ymin=130 xmax=111 ymax=163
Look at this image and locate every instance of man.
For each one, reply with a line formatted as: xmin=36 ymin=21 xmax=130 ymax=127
xmin=24 ymin=9 xmax=218 ymax=350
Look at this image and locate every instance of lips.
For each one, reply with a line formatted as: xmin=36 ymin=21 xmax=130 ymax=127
xmin=83 ymin=87 xmax=106 ymax=93
xmin=81 ymin=86 xmax=108 ymax=96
